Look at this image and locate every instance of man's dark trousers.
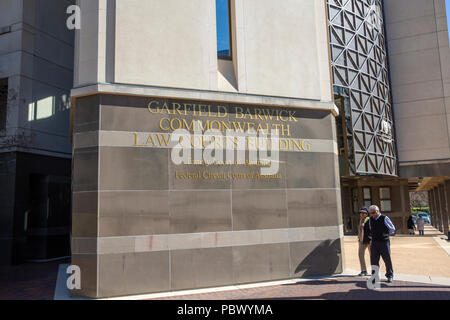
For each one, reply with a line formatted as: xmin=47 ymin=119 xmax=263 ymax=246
xmin=370 ymin=241 xmax=393 ymax=277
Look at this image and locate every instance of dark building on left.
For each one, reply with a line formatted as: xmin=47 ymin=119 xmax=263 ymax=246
xmin=0 ymin=0 xmax=75 ymax=265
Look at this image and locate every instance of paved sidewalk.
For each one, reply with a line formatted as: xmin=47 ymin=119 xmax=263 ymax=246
xmin=344 ymin=226 xmax=450 ymax=278
xmin=149 ymin=276 xmax=450 ymax=300
xmin=0 ymin=258 xmax=67 ymax=300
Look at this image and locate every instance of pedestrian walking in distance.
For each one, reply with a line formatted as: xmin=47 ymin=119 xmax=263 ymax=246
xmin=417 ymin=216 xmax=425 ymax=236
xmin=357 ymin=207 xmax=371 ymax=276
xmin=368 ymin=205 xmax=396 ymax=283
xmin=407 ymin=215 xmax=416 ymax=235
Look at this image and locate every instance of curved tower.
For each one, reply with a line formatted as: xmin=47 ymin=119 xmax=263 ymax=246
xmin=327 ymin=0 xmax=413 ymax=235
xmin=328 ymin=0 xmax=397 ymax=176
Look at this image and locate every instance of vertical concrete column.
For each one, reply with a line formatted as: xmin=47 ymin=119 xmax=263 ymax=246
xmin=443 ymin=180 xmax=450 ymax=236
xmin=354 ymin=186 xmax=364 ymax=233
xmin=434 ymin=187 xmax=442 ymax=231
xmin=71 ymin=95 xmax=101 ymax=298
xmin=399 ymin=183 xmax=409 ymax=234
xmin=433 ymin=187 xmax=439 ymax=230
xmin=439 ymin=184 xmax=448 ymax=234
xmin=430 ymin=188 xmax=435 ymax=229
xmin=428 ymin=190 xmax=435 ymax=228
xmin=437 ymin=185 xmax=445 ymax=232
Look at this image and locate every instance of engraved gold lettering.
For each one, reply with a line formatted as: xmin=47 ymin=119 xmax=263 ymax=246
xmin=170 ymin=118 xmax=182 ymax=131
xmin=146 ymin=134 xmax=157 ymax=146
xmin=159 ymin=118 xmax=170 ymax=131
xmin=288 ymin=110 xmax=298 ymax=122
xmin=234 ymin=107 xmax=244 ymax=119
xmin=148 ymin=101 xmax=160 ymax=114
xmin=156 ymin=134 xmax=170 ymax=147
xmin=279 ymin=110 xmax=288 ymax=122
xmin=302 ymin=140 xmax=311 ymax=151
xmin=217 ymin=106 xmax=228 ymax=118
xmin=262 ymin=109 xmax=275 ymax=120
xmin=133 ymin=133 xmax=145 ymax=146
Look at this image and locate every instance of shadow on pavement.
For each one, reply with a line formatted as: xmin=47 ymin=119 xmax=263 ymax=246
xmin=293 ymin=239 xmax=342 ymax=278
xmin=285 ymin=278 xmax=450 ymax=291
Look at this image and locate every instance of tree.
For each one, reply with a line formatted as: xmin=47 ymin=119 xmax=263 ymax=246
xmin=410 ymin=191 xmax=429 ymax=209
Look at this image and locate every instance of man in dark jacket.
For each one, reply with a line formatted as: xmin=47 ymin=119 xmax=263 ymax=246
xmin=368 ymin=205 xmax=396 ymax=283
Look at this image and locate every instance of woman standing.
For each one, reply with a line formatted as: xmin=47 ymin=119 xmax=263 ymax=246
xmin=357 ymin=207 xmax=371 ymax=276
xmin=417 ymin=216 xmax=425 ymax=236
xmin=407 ymin=216 xmax=416 ymax=235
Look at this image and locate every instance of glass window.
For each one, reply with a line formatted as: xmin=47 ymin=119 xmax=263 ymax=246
xmin=380 ymin=187 xmax=392 ymax=212
xmin=380 ymin=201 xmax=392 ymax=212
xmin=380 ymin=187 xmax=390 ymax=199
xmin=216 ymin=0 xmax=232 ymax=59
xmin=363 ymin=187 xmax=372 ymax=208
xmin=447 ymin=0 xmax=450 ymax=43
xmin=334 ymin=92 xmax=356 ymax=175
